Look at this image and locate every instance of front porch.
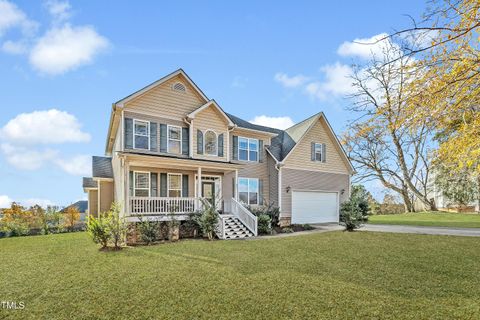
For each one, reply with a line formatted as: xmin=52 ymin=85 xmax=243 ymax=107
xmin=122 ymin=153 xmax=258 ymax=238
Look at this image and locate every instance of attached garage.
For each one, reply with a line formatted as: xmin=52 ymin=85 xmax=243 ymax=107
xmin=291 ymin=191 xmax=339 ymax=224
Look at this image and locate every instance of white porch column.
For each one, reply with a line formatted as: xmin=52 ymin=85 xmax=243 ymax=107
xmin=197 ymin=167 xmax=202 ymax=198
xmin=235 ymin=169 xmax=239 ymax=200
xmin=125 ymin=161 xmax=130 ymax=217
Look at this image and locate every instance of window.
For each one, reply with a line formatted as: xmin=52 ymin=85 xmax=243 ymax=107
xmin=168 ymin=174 xmax=182 ymax=197
xmin=134 ymin=172 xmax=150 ymax=197
xmin=204 ymin=130 xmax=217 ymax=155
xmin=134 ymin=120 xmax=149 ymax=149
xmin=238 ymin=178 xmax=259 ymax=205
xmin=172 ymin=82 xmax=186 ymax=92
xmin=314 ymin=143 xmax=323 ymax=162
xmin=168 ymin=125 xmax=182 ymax=154
xmin=238 ymin=137 xmax=258 ymax=161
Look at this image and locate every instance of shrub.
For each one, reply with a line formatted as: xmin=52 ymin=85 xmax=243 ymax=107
xmin=107 ymin=203 xmax=127 ymax=249
xmin=281 ymin=227 xmax=294 ymax=233
xmin=340 ymin=198 xmax=364 ymax=231
xmin=46 ymin=206 xmax=64 ymax=233
xmin=195 ymin=204 xmax=218 ymax=240
xmin=248 ymin=202 xmax=280 ymax=227
xmin=1 ymin=203 xmax=30 ymax=237
xmin=302 ymin=224 xmax=315 ymax=231
xmin=257 ymin=214 xmax=271 ymax=234
xmin=87 ymin=214 xmax=111 ymax=249
xmin=137 ymin=217 xmax=158 ymax=245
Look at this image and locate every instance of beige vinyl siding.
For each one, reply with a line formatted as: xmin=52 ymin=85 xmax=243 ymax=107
xmin=230 ymin=130 xmax=272 ymax=205
xmin=123 ymin=74 xmax=206 ymax=119
xmin=88 ymin=190 xmax=98 ymax=217
xmin=193 ymin=105 xmax=228 ymax=161
xmin=284 ymin=117 xmax=350 ymax=174
xmin=280 ymin=168 xmax=350 ymax=219
xmin=123 ymin=111 xmax=188 ymax=157
xmin=99 ymin=181 xmax=114 ymax=213
xmin=267 ymin=153 xmax=279 ymax=206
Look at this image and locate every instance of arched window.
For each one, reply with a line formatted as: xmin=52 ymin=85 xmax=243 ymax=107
xmin=204 ymin=130 xmax=217 ymax=156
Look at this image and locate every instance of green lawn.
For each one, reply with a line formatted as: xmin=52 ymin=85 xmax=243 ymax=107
xmin=1 ymin=232 xmax=480 ymax=319
xmin=369 ymin=211 xmax=480 ymax=228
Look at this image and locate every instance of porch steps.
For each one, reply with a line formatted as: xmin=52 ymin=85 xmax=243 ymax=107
xmin=223 ymin=216 xmax=254 ymax=239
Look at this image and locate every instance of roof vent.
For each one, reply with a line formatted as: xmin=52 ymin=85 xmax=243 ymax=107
xmin=173 ymin=82 xmax=186 ymax=92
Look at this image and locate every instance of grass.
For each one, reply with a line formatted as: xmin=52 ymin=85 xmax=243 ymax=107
xmin=1 ymin=232 xmax=480 ymax=319
xmin=369 ymin=211 xmax=480 ymax=228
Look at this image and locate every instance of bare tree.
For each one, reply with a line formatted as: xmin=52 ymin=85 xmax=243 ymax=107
xmin=343 ymin=39 xmax=436 ymax=212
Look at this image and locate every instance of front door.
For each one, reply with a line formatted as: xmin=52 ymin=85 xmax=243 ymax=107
xmin=202 ymin=181 xmax=215 ymax=206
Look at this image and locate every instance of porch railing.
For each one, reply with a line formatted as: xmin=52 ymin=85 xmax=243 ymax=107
xmin=130 ymin=197 xmax=204 ymax=215
xmin=224 ymin=198 xmax=258 ymax=236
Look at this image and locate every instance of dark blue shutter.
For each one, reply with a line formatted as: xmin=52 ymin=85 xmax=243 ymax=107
xmin=311 ymin=142 xmax=316 ymax=161
xmin=258 ymin=140 xmax=264 ymax=163
xmin=150 ymin=123 xmax=158 ymax=152
xmin=322 ymin=143 xmax=326 ymax=163
xmin=125 ymin=118 xmax=133 ymax=149
xmin=160 ymin=124 xmax=167 ymax=153
xmin=258 ymin=179 xmax=264 ymax=205
xmin=150 ymin=173 xmax=158 ymax=197
xmin=197 ymin=130 xmax=203 ymax=154
xmin=182 ymin=127 xmax=189 ymax=156
xmin=218 ymin=134 xmax=224 ymax=157
xmin=129 ymin=171 xmax=134 ymax=196
xmin=182 ymin=174 xmax=189 ymax=197
xmin=232 ymin=135 xmax=238 ymax=160
xmin=160 ymin=173 xmax=167 ymax=197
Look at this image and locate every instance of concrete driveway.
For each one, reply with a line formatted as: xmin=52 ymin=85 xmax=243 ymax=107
xmin=361 ymin=224 xmax=480 ymax=237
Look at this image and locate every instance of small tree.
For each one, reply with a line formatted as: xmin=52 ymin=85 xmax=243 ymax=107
xmin=340 ymin=185 xmax=371 ymax=231
xmin=257 ymin=214 xmax=271 ymax=234
xmin=46 ymin=206 xmax=64 ymax=233
xmin=86 ymin=214 xmax=111 ymax=249
xmin=167 ymin=213 xmax=180 ymax=241
xmin=30 ymin=205 xmax=48 ymax=234
xmin=434 ymin=164 xmax=479 ymax=210
xmin=107 ymin=203 xmax=127 ymax=249
xmin=1 ymin=203 xmax=30 ymax=236
xmin=64 ymin=206 xmax=80 ymax=231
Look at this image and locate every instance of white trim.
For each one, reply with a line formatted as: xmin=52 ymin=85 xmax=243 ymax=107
xmin=92 ymin=177 xmax=114 ymax=182
xmin=167 ymin=124 xmax=182 ymax=154
xmin=194 ymin=174 xmax=222 ymax=204
xmin=203 ymin=129 xmax=218 ymax=156
xmin=189 ymin=120 xmax=194 ymax=157
xmin=167 ymin=173 xmax=182 ymax=197
xmin=278 ymin=166 xmax=282 ymax=211
xmin=133 ymin=119 xmax=150 ymax=150
xmin=282 ymin=165 xmax=350 ymax=175
xmin=121 ymin=109 xmax=125 ymax=152
xmin=237 ymin=136 xmax=259 ymax=162
xmin=265 ymin=147 xmax=280 ymax=164
xmin=97 ymin=181 xmax=101 ymax=217
xmin=232 ymin=126 xmax=278 ymax=137
xmin=134 ymin=171 xmax=150 ymax=197
xmin=313 ymin=143 xmax=323 ymax=162
xmin=187 ymin=100 xmax=234 ymax=127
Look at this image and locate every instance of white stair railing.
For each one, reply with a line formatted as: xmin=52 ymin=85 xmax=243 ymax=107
xmin=227 ymin=198 xmax=258 ymax=236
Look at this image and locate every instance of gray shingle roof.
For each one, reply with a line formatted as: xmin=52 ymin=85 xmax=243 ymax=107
xmin=92 ymin=156 xmax=113 ymax=178
xmin=226 ymin=112 xmax=323 ymax=162
xmin=82 ymin=177 xmax=97 ymax=188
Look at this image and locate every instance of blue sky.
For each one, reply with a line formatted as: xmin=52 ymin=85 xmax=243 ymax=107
xmin=0 ymin=0 xmax=427 ymax=207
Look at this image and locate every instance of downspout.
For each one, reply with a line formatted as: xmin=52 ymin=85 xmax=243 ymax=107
xmin=183 ymin=117 xmax=193 ymax=157
xmin=275 ymin=162 xmax=284 ymax=211
xmin=227 ymin=125 xmax=236 ymax=162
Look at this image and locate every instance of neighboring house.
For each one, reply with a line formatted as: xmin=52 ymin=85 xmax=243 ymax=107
xmin=62 ymin=200 xmax=89 ymax=221
xmin=82 ymin=69 xmax=354 ymax=239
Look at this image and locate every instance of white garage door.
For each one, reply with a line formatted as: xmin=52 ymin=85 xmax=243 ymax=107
xmin=292 ymin=191 xmax=338 ymax=224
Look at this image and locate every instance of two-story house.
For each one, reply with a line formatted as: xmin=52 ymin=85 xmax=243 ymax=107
xmin=82 ymin=69 xmax=354 ymax=239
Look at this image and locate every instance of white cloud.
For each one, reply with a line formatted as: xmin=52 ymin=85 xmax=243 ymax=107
xmin=45 ymin=0 xmax=72 ymax=24
xmin=21 ymin=198 xmax=55 ymax=208
xmin=274 ymin=72 xmax=309 ymax=88
xmin=55 ymin=155 xmax=90 ymax=176
xmin=249 ymin=115 xmax=295 ymax=130
xmin=29 ymin=24 xmax=109 ymax=75
xmin=0 ymin=0 xmax=38 ymax=37
xmin=231 ymin=76 xmax=247 ymax=88
xmin=0 ymin=195 xmax=13 ymax=208
xmin=2 ymin=39 xmax=27 ymax=54
xmin=305 ymin=63 xmax=355 ymax=100
xmin=337 ymin=33 xmax=393 ymax=59
xmin=0 ymin=143 xmax=58 ymax=170
xmin=0 ymin=109 xmax=91 ymax=145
